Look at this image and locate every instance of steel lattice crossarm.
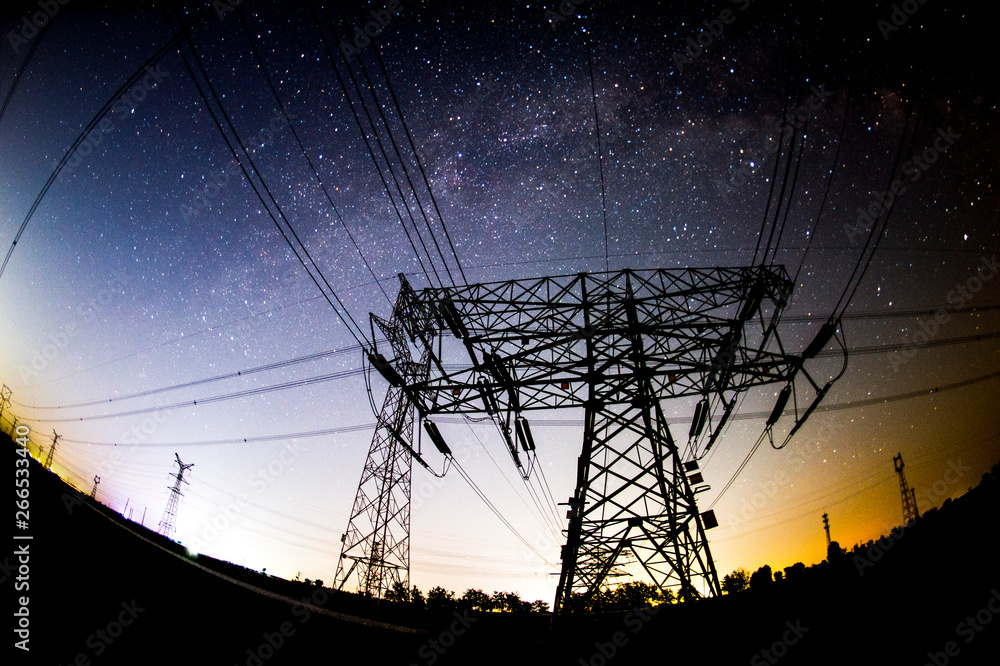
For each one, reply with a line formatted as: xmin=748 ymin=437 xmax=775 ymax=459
xmin=358 ymin=267 xmax=806 ymax=612
xmin=400 ymin=267 xmax=797 ymax=418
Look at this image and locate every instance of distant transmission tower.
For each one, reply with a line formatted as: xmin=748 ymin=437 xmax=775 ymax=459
xmin=893 ymin=453 xmax=919 ymax=524
xmin=158 ymin=453 xmax=194 ymax=539
xmin=822 ymin=513 xmax=831 ymax=546
xmin=44 ymin=430 xmax=60 ymax=470
xmin=0 ymin=384 xmax=11 ymax=426
xmin=91 ymin=475 xmax=101 ymax=499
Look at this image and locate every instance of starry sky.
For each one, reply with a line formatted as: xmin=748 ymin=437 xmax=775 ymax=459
xmin=1 ymin=0 xmax=998 ymax=603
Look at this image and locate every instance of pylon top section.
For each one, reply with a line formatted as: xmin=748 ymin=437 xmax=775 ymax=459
xmin=396 ymin=266 xmax=794 ymax=416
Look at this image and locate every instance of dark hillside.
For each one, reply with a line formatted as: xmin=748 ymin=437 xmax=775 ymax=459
xmin=8 ymin=430 xmax=999 ymax=665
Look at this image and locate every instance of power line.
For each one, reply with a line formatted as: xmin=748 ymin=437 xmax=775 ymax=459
xmin=34 ymin=365 xmax=1000 ymax=448
xmin=235 ymin=7 xmax=393 ymax=306
xmin=450 ymin=458 xmax=556 ymax=567
xmin=19 ymin=323 xmax=997 ymax=416
xmin=24 ymin=366 xmax=368 ymax=423
xmin=0 ymin=7 xmax=217 ymax=283
xmin=790 ymin=81 xmax=852 ymax=288
xmin=164 ymin=7 xmax=370 ymax=349
xmin=833 ymin=103 xmax=922 ymax=317
xmin=705 ymin=368 xmax=1000 ymax=510
xmin=751 ymin=11 xmax=796 ymax=267
xmin=311 ymin=2 xmax=442 ymax=289
xmin=581 ymin=19 xmax=610 ymax=273
xmin=0 ymin=16 xmax=50 ymax=127
xmin=16 ymin=345 xmax=369 ymax=410
xmin=367 ymin=16 xmax=467 ymax=286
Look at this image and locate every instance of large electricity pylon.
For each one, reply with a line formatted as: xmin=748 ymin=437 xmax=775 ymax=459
xmin=353 ymin=267 xmax=806 ymax=611
xmin=335 ymin=276 xmax=436 ymax=598
xmin=893 ymin=452 xmax=919 ymax=524
xmin=158 ymin=453 xmax=194 ymax=539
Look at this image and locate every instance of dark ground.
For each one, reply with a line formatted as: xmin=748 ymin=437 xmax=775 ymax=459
xmin=6 ymin=431 xmax=999 ymax=665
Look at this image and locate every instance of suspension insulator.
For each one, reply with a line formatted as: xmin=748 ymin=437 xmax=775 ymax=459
xmin=802 ymin=320 xmax=838 ymax=359
xmin=767 ymin=384 xmax=793 ymax=426
xmin=369 ymin=353 xmax=404 ymax=387
xmin=689 ymin=398 xmax=709 ymax=439
xmin=515 ymin=417 xmax=536 ymax=452
xmin=423 ymin=421 xmax=452 ymax=456
xmin=739 ymin=281 xmax=765 ymax=322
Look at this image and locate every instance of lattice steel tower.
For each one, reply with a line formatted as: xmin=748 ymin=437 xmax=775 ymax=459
xmin=0 ymin=384 xmax=11 ymax=426
xmin=349 ymin=267 xmax=809 ymax=611
xmin=44 ymin=430 xmax=60 ymax=470
xmin=335 ymin=276 xmax=435 ymax=598
xmin=893 ymin=452 xmax=919 ymax=524
xmin=158 ymin=453 xmax=194 ymax=539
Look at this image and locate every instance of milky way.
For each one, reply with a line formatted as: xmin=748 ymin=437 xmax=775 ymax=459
xmin=1 ymin=0 xmax=997 ymax=600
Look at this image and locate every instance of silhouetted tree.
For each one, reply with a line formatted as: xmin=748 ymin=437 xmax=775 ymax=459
xmin=530 ymin=599 xmax=550 ymax=613
xmin=385 ymin=581 xmax=410 ymax=603
xmin=411 ymin=585 xmax=426 ymax=608
xmin=461 ymin=588 xmax=492 ymax=612
xmin=606 ymin=581 xmax=666 ymax=609
xmin=491 ymin=590 xmax=524 ymax=612
xmin=314 ymin=579 xmax=324 ymax=588
xmin=721 ymin=568 xmax=750 ymax=594
xmin=783 ymin=562 xmax=806 ymax=581
xmin=749 ymin=564 xmax=773 ymax=590
xmin=427 ymin=586 xmax=457 ymax=611
xmin=827 ymin=540 xmax=846 ymax=566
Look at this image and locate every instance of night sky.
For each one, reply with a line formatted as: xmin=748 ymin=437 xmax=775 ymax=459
xmin=1 ymin=0 xmax=998 ymax=604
